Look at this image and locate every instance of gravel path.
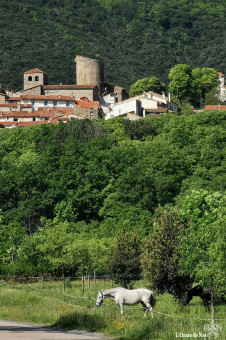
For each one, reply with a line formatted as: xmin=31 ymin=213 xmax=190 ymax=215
xmin=0 ymin=319 xmax=111 ymax=340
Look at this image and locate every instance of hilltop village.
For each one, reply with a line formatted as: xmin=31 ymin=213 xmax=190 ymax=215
xmin=0 ymin=55 xmax=225 ymax=128
xmin=0 ymin=55 xmax=178 ymax=128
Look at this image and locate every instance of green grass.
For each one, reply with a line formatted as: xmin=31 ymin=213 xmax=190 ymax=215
xmin=0 ymin=280 xmax=225 ymax=339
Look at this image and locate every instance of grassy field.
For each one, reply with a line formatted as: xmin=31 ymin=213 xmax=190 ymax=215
xmin=0 ymin=279 xmax=225 ymax=339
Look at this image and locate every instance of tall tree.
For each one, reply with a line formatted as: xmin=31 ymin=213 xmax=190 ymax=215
xmin=168 ymin=64 xmax=192 ymax=105
xmin=179 ymin=190 xmax=226 ymax=298
xmin=110 ymin=232 xmax=142 ymax=288
xmin=141 ymin=207 xmax=192 ymax=300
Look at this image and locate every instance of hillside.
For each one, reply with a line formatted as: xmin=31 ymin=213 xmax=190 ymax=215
xmin=0 ymin=0 xmax=225 ymax=91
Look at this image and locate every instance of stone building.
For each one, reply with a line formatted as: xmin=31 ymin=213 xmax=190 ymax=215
xmin=75 ymin=55 xmax=104 ymax=96
xmin=23 ymin=68 xmax=48 ymax=91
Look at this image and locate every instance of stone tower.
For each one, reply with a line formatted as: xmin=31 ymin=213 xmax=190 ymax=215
xmin=75 ymin=55 xmax=104 ymax=96
xmin=24 ymin=68 xmax=48 ymax=90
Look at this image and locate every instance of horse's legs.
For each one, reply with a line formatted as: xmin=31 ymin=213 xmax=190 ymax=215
xmin=141 ymin=301 xmax=148 ymax=317
xmin=119 ymin=302 xmax=124 ymax=316
xmin=142 ymin=300 xmax=153 ymax=318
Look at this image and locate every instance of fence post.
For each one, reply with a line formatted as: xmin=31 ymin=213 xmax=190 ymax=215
xmin=62 ymin=265 xmax=65 ymax=292
xmin=41 ymin=267 xmax=44 ymax=289
xmin=94 ymin=269 xmax=96 ymax=288
xmin=82 ymin=274 xmax=85 ymax=294
xmin=88 ymin=271 xmax=90 ymax=288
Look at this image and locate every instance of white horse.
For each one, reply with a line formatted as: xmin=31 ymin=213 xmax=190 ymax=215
xmin=96 ymin=287 xmax=156 ymax=317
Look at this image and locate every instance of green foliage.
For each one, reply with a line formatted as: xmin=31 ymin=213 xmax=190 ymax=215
xmin=110 ymin=232 xmax=142 ymax=288
xmin=178 ymin=190 xmax=226 ymax=296
xmin=0 ymin=110 xmax=225 ymax=278
xmin=141 ymin=207 xmax=192 ymax=300
xmin=129 ymin=77 xmax=166 ymax=97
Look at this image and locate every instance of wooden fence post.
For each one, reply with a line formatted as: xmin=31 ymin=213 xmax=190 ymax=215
xmin=88 ymin=271 xmax=90 ymax=288
xmin=94 ymin=270 xmax=96 ymax=288
xmin=82 ymin=274 xmax=85 ymax=294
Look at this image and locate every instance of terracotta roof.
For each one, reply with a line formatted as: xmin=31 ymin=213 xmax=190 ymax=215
xmin=218 ymin=72 xmax=224 ymax=77
xmin=0 ymin=104 xmax=18 ymax=107
xmin=2 ymin=111 xmax=50 ymax=118
xmin=21 ymin=94 xmax=76 ymax=101
xmin=44 ymin=84 xmax=96 ymax=89
xmin=75 ymin=100 xmax=99 ymax=109
xmin=24 ymin=68 xmax=47 ymax=74
xmin=17 ymin=121 xmax=46 ymax=126
xmin=205 ymin=105 xmax=226 ymax=110
xmin=7 ymin=97 xmax=21 ymax=101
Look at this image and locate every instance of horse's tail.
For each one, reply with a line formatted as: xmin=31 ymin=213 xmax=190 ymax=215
xmin=150 ymin=292 xmax=156 ymax=308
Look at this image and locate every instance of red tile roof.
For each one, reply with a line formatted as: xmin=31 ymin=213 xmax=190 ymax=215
xmin=21 ymin=94 xmax=76 ymax=101
xmin=17 ymin=121 xmax=46 ymax=126
xmin=7 ymin=97 xmax=21 ymax=101
xmin=75 ymin=100 xmax=99 ymax=109
xmin=2 ymin=111 xmax=50 ymax=118
xmin=24 ymin=68 xmax=47 ymax=74
xmin=205 ymin=105 xmax=226 ymax=110
xmin=0 ymin=104 xmax=18 ymax=107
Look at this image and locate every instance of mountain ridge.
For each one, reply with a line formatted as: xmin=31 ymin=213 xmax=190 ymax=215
xmin=0 ymin=0 xmax=225 ymax=91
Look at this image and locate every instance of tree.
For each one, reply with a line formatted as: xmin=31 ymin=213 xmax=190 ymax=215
xmin=191 ymin=68 xmax=219 ymax=107
xmin=179 ymin=190 xmax=226 ymax=296
xmin=178 ymin=190 xmax=226 ymax=320
xmin=141 ymin=207 xmax=192 ymax=300
xmin=110 ymin=232 xmax=142 ymax=288
xmin=168 ymin=64 xmax=192 ymax=105
xmin=129 ymin=76 xmax=166 ymax=97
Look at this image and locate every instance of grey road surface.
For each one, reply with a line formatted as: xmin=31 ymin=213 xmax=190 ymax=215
xmin=0 ymin=319 xmax=109 ymax=340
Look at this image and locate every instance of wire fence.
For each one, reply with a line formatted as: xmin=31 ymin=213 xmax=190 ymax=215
xmin=0 ymin=278 xmax=225 ymax=322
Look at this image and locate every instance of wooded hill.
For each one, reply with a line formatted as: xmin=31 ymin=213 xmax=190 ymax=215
xmin=0 ymin=111 xmax=225 ymax=289
xmin=0 ymin=0 xmax=225 ymax=91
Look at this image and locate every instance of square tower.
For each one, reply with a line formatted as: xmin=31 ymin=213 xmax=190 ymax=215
xmin=24 ymin=68 xmax=48 ymax=90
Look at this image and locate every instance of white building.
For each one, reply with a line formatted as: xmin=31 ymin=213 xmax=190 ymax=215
xmin=21 ymin=94 xmax=75 ymax=111
xmin=105 ymin=91 xmax=177 ymax=120
xmin=218 ymin=73 xmax=226 ymax=102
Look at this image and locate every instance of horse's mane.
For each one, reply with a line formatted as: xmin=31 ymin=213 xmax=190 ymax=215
xmin=103 ymin=287 xmax=125 ymax=295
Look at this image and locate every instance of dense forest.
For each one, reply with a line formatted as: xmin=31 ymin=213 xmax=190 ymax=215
xmin=0 ymin=0 xmax=225 ymax=91
xmin=0 ymin=111 xmax=225 ymax=296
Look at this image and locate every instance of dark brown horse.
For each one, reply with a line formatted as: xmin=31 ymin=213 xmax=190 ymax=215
xmin=186 ymin=285 xmax=211 ymax=309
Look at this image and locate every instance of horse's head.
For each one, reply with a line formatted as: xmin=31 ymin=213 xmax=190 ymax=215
xmin=96 ymin=290 xmax=104 ymax=307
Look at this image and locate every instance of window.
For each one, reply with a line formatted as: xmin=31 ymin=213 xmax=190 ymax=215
xmin=53 ymin=100 xmax=57 ymax=106
xmin=44 ymin=100 xmax=48 ymax=106
xmin=90 ymin=111 xmax=93 ymax=116
xmin=66 ymin=101 xmax=70 ymax=106
xmin=10 ymin=100 xmax=14 ymax=104
xmin=28 ymin=76 xmax=32 ymax=81
xmin=35 ymin=76 xmax=39 ymax=81
xmin=31 ymin=100 xmax=35 ymax=105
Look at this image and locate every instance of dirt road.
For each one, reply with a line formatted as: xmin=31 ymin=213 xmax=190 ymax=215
xmin=0 ymin=319 xmax=109 ymax=340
